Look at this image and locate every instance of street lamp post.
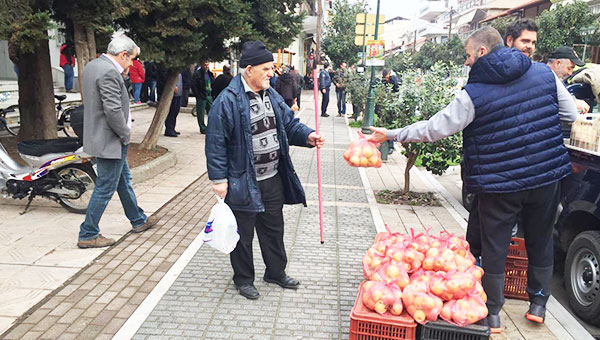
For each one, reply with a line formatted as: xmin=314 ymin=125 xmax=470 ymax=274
xmin=361 ymin=0 xmax=381 ymax=134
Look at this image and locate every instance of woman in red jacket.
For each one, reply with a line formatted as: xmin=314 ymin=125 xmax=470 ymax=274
xmin=129 ymin=56 xmax=145 ymax=104
xmin=60 ymin=44 xmax=76 ymax=92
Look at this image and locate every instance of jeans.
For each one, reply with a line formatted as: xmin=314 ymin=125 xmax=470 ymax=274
xmin=62 ymin=64 xmax=74 ymax=91
xmin=132 ymin=83 xmax=142 ymax=103
xmin=79 ymin=144 xmax=147 ymax=240
xmin=336 ymin=90 xmax=346 ymax=115
xmin=149 ymin=81 xmax=157 ymax=102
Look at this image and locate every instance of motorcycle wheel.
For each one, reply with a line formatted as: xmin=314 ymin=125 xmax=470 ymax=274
xmin=56 ymin=164 xmax=96 ymax=214
xmin=58 ymin=107 xmax=75 ymax=137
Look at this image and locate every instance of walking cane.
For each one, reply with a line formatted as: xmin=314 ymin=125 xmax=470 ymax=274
xmin=313 ymin=61 xmax=324 ymax=244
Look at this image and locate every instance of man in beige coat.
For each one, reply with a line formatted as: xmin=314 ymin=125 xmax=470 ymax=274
xmin=77 ymin=35 xmax=156 ymax=248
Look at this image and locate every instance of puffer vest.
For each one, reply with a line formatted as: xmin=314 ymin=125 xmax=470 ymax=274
xmin=463 ymin=60 xmax=572 ymax=194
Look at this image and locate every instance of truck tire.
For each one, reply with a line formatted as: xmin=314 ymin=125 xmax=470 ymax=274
xmin=565 ymin=230 xmax=600 ymax=326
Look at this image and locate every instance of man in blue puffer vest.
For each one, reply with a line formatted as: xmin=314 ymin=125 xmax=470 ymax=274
xmin=205 ymin=41 xmax=325 ymax=300
xmin=369 ymin=26 xmax=578 ymax=333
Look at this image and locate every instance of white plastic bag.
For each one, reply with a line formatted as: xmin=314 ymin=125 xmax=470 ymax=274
xmin=202 ymin=196 xmax=240 ymax=254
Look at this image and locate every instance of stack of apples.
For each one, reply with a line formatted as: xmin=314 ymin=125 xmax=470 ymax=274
xmin=344 ymin=131 xmax=382 ymax=168
xmin=359 ymin=225 xmax=488 ymax=326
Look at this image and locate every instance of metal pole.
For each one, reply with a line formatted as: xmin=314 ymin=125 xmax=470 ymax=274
xmin=362 ymin=16 xmax=368 ymax=68
xmin=361 ymin=0 xmax=381 ymax=134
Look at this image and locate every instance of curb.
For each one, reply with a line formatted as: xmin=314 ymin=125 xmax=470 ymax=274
xmin=131 ymin=150 xmax=177 ymax=184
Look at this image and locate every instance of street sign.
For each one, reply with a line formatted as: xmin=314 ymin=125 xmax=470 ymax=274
xmin=356 ymin=13 xmax=385 ymax=24
xmin=354 ymin=35 xmax=373 ymax=46
xmin=355 ymin=24 xmax=384 ymax=35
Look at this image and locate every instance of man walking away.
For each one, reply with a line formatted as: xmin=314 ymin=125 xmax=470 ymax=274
xmin=335 ymin=62 xmax=347 ymax=116
xmin=211 ymin=65 xmax=233 ymax=99
xmin=78 ymin=35 xmax=157 ymax=249
xmin=368 ymin=26 xmax=577 ymax=333
xmin=292 ymin=66 xmax=303 ymax=108
xmin=205 ymin=40 xmax=325 ymax=300
xmin=181 ymin=67 xmax=192 ymax=107
xmin=319 ymin=63 xmax=332 ymax=117
xmin=275 ymin=66 xmax=298 ymax=108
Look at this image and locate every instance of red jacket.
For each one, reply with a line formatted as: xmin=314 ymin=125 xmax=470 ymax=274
xmin=59 ymin=44 xmax=75 ymax=67
xmin=129 ymin=60 xmax=145 ymax=83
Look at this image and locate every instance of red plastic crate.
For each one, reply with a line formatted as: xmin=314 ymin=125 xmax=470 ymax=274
xmin=504 ymin=237 xmax=529 ymax=300
xmin=350 ymin=282 xmax=417 ymax=340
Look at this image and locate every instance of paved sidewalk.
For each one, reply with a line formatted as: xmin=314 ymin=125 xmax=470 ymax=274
xmin=0 ymin=103 xmax=204 ymax=334
xmin=0 ymin=91 xmax=588 ymax=339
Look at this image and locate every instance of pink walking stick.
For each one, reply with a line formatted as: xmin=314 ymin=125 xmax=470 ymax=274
xmin=313 ymin=67 xmax=324 ymax=244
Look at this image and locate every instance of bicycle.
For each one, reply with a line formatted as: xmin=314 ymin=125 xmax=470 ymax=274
xmin=55 ymin=94 xmax=79 ymax=137
xmin=0 ymin=105 xmax=18 ymax=136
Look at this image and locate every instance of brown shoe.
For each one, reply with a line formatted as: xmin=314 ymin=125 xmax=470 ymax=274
xmin=77 ymin=234 xmax=116 ymax=248
xmin=131 ymin=215 xmax=159 ymax=233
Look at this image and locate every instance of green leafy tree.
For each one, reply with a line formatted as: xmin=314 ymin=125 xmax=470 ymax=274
xmin=385 ymin=51 xmax=414 ymax=74
xmin=115 ymin=0 xmax=250 ymax=150
xmin=490 ymin=16 xmax=515 ymax=40
xmin=537 ymin=0 xmax=600 ymax=57
xmin=345 ymin=70 xmax=369 ymax=119
xmin=413 ymin=36 xmax=464 ymax=71
xmin=52 ymin=0 xmax=118 ymax=98
xmin=240 ymin=0 xmax=305 ymax=51
xmin=0 ymin=0 xmax=57 ymax=141
xmin=376 ymin=62 xmax=463 ymax=193
xmin=322 ymin=0 xmax=368 ymax=67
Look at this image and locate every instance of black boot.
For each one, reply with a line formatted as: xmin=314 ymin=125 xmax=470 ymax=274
xmin=526 ymin=303 xmax=546 ymax=324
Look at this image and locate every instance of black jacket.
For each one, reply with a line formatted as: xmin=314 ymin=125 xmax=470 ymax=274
xmin=192 ymin=66 xmax=215 ymax=99
xmin=275 ymin=73 xmax=298 ymax=101
xmin=211 ymin=72 xmax=233 ymax=99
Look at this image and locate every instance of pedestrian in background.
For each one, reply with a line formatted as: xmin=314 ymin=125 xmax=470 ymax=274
xmin=164 ymin=73 xmax=182 ymax=137
xmin=368 ymin=26 xmax=577 ymax=333
xmin=205 ymin=40 xmax=325 ymax=300
xmin=319 ymin=63 xmax=332 ymax=117
xmin=181 ymin=67 xmax=192 ymax=107
xmin=78 ymin=35 xmax=157 ymax=249
xmin=504 ymin=18 xmax=537 ymax=58
xmin=60 ymin=43 xmax=76 ymax=93
xmin=129 ymin=56 xmax=145 ymax=104
xmin=275 ymin=66 xmax=298 ymax=108
xmin=334 ymin=62 xmax=347 ymax=117
xmin=211 ymin=64 xmax=233 ymax=99
xmin=143 ymin=61 xmax=158 ymax=103
xmin=192 ymin=61 xmax=214 ymax=134
xmin=292 ymin=66 xmax=303 ymax=108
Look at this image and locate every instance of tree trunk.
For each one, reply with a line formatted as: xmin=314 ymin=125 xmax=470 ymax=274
xmin=73 ymin=22 xmax=97 ymax=100
xmin=138 ymin=72 xmax=179 ymax=150
xmin=13 ymin=40 xmax=58 ymax=141
xmin=403 ymin=144 xmax=418 ymax=194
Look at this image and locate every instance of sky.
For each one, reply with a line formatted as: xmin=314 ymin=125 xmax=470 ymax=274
xmin=365 ymin=0 xmax=421 ymax=20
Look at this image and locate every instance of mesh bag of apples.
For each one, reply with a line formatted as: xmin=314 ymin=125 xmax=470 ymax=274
xmin=343 ymin=131 xmax=382 ymax=168
xmin=360 ymin=226 xmax=488 ymax=327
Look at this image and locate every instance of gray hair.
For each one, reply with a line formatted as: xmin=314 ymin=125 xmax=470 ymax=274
xmin=107 ymin=34 xmax=140 ymax=56
xmin=466 ymin=26 xmax=503 ymax=52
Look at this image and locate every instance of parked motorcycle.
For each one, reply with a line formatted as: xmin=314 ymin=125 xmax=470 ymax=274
xmin=0 ymin=105 xmax=96 ymax=214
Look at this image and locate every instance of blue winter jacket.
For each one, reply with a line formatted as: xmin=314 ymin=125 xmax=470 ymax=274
xmin=319 ymin=69 xmax=331 ymax=90
xmin=205 ymin=75 xmax=314 ymax=212
xmin=462 ymin=46 xmax=572 ymax=194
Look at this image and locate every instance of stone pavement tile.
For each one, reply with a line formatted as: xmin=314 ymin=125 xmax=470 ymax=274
xmin=0 ymin=288 xmax=53 ymax=317
xmin=1 ymin=174 xmax=213 ymax=339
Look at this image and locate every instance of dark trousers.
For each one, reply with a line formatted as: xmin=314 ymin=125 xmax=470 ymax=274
xmin=296 ymin=89 xmax=301 ymax=108
xmin=230 ymin=174 xmax=287 ymax=286
xmin=164 ymin=95 xmax=181 ymax=135
xmin=284 ymin=98 xmax=294 ymax=108
xmin=181 ymin=88 xmax=190 ymax=107
xmin=321 ymin=87 xmax=330 ymax=115
xmin=336 ymin=90 xmax=346 ymax=115
xmin=466 ymin=195 xmax=481 ymax=258
xmin=478 ymin=182 xmax=559 ymax=314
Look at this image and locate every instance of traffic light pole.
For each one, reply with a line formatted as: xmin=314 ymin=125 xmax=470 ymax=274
xmin=361 ymin=0 xmax=381 ymax=134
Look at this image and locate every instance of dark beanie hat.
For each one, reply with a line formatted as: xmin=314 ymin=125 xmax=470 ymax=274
xmin=240 ymin=41 xmax=274 ymax=68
